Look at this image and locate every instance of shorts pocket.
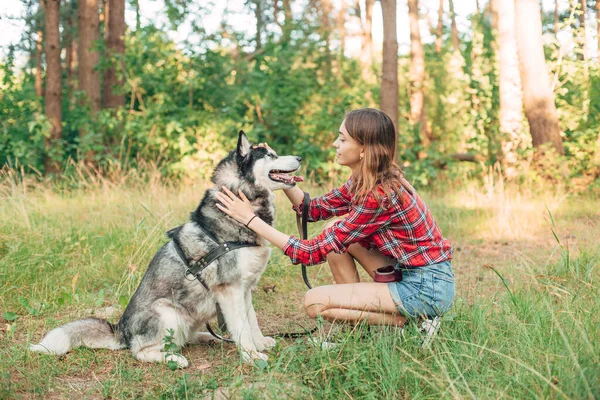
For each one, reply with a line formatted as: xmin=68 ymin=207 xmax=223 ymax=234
xmin=432 ymin=274 xmax=455 ymax=314
xmin=399 ymin=269 xmax=424 ymax=301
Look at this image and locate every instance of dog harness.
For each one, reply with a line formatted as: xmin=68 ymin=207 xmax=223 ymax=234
xmin=169 ymin=225 xmax=258 ymax=290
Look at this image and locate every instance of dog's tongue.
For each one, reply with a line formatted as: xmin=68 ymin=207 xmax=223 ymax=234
xmin=293 ymin=175 xmax=304 ymax=182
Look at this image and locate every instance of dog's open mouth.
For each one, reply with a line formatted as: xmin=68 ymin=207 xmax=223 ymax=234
xmin=269 ymin=169 xmax=304 ymax=185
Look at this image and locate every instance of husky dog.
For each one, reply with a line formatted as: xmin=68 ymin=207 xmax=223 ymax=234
xmin=30 ymin=131 xmax=303 ymax=368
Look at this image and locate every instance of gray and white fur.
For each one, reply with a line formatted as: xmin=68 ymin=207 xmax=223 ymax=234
xmin=30 ymin=131 xmax=302 ymax=368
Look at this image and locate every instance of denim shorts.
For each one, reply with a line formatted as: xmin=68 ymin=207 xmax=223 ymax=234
xmin=387 ymin=260 xmax=455 ymax=319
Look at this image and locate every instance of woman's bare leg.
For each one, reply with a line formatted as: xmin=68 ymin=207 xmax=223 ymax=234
xmin=304 ymin=283 xmax=407 ymax=326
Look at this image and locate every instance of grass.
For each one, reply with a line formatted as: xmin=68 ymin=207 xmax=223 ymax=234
xmin=0 ymin=168 xmax=599 ymax=399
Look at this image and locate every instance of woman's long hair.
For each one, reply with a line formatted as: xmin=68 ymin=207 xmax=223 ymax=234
xmin=344 ymin=108 xmax=411 ymax=205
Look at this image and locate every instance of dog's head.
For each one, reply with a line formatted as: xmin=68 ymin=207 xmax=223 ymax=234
xmin=212 ymin=131 xmax=303 ymax=191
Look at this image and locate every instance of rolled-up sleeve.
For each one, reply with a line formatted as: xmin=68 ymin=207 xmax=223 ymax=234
xmin=283 ymin=193 xmax=389 ymax=265
xmin=292 ymin=180 xmax=352 ymax=222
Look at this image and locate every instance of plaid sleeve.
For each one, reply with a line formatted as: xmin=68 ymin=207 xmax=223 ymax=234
xmin=291 ymin=181 xmax=352 ymax=222
xmin=283 ymin=192 xmax=389 ymax=265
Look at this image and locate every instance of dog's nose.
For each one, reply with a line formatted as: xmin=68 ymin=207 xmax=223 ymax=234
xmin=295 ymin=156 xmax=302 ymax=162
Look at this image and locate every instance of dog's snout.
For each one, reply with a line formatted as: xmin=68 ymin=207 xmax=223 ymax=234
xmin=295 ymin=156 xmax=302 ymax=162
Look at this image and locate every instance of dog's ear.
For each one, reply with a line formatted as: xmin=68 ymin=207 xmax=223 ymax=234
xmin=237 ymin=130 xmax=251 ymax=158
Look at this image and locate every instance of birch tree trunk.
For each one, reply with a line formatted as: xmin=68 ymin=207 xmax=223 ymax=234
xmin=497 ymin=0 xmax=524 ymax=177
xmin=44 ymin=0 xmax=62 ymax=174
xmin=380 ymin=0 xmax=398 ymax=132
xmin=514 ymin=0 xmax=564 ymax=155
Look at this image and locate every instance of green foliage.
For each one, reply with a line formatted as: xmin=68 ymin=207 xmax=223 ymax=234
xmin=1 ymin=3 xmax=599 ymax=190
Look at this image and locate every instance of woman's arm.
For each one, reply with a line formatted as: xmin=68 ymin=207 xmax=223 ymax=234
xmin=283 ymin=186 xmax=304 ymax=208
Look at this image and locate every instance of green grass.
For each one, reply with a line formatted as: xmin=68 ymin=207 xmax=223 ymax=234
xmin=0 ymin=172 xmax=599 ymax=399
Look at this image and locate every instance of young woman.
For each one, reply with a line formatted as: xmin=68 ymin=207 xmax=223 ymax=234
xmin=216 ymin=108 xmax=455 ymax=328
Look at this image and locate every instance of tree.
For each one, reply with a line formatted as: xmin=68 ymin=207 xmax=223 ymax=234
xmin=319 ymin=0 xmax=333 ymax=76
xmin=35 ymin=2 xmax=44 ymax=98
xmin=254 ymin=0 xmax=263 ymax=50
xmin=356 ymin=0 xmax=374 ymax=80
xmin=554 ymin=0 xmax=559 ymax=35
xmin=103 ymin=0 xmax=126 ymax=109
xmin=337 ymin=0 xmax=347 ymax=75
xmin=43 ymin=0 xmax=62 ymax=174
xmin=577 ymin=0 xmax=587 ymax=60
xmin=380 ymin=0 xmax=398 ymax=133
xmin=596 ymin=0 xmax=600 ymax=61
xmin=408 ymin=0 xmax=430 ymax=152
xmin=449 ymin=0 xmax=459 ymax=52
xmin=78 ymin=0 xmax=101 ymax=113
xmin=435 ymin=0 xmax=443 ymax=53
xmin=514 ymin=0 xmax=564 ymax=155
xmin=496 ymin=0 xmax=524 ymax=177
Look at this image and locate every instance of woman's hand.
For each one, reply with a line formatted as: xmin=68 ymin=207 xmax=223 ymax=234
xmin=215 ymin=186 xmax=256 ymax=226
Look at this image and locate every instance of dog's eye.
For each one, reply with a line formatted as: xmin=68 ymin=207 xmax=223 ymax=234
xmin=268 ymin=153 xmax=277 ymax=159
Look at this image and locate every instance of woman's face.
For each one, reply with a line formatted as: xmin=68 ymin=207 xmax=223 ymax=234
xmin=333 ymin=121 xmax=363 ymax=169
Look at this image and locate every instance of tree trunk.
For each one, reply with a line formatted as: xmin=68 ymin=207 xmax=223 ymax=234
xmin=514 ymin=0 xmax=564 ymax=155
xmin=44 ymin=0 xmax=62 ymax=174
xmin=577 ymin=0 xmax=587 ymax=60
xmin=449 ymin=0 xmax=459 ymax=52
xmin=103 ymin=0 xmax=125 ymax=109
xmin=497 ymin=0 xmax=524 ymax=177
xmin=408 ymin=0 xmax=430 ymax=152
xmin=134 ymin=0 xmax=140 ymax=30
xmin=78 ymin=0 xmax=101 ymax=113
xmin=380 ymin=0 xmax=398 ymax=132
xmin=597 ymin=0 xmax=600 ymax=62
xmin=282 ymin=0 xmax=292 ymax=41
xmin=338 ymin=0 xmax=346 ymax=73
xmin=358 ymin=0 xmax=374 ymax=79
xmin=65 ymin=13 xmax=75 ymax=105
xmin=320 ymin=0 xmax=333 ymax=76
xmin=554 ymin=0 xmax=559 ymax=35
xmin=475 ymin=0 xmax=480 ymax=15
xmin=435 ymin=0 xmax=443 ymax=53
xmin=35 ymin=2 xmax=45 ymax=98
xmin=255 ymin=0 xmax=262 ymax=50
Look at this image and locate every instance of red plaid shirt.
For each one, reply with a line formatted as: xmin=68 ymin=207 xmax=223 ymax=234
xmin=282 ymin=179 xmax=452 ymax=267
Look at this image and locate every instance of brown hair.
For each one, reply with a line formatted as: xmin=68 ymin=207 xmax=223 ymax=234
xmin=343 ymin=108 xmax=412 ymax=205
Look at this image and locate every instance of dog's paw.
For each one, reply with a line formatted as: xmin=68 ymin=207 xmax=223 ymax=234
xmin=241 ymin=349 xmax=268 ymax=364
xmin=165 ymin=353 xmax=189 ymax=369
xmin=254 ymin=336 xmax=276 ymax=351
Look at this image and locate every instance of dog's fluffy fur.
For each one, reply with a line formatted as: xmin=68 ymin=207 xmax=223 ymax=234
xmin=30 ymin=132 xmax=302 ymax=368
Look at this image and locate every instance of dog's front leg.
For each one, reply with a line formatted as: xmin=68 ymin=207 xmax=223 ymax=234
xmin=213 ymin=285 xmax=268 ymax=363
xmin=245 ymin=289 xmax=276 ymax=351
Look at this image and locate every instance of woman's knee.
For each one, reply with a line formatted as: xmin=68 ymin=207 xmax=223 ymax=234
xmin=304 ymin=287 xmax=327 ymax=319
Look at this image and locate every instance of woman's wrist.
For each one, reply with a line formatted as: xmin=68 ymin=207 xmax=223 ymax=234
xmin=245 ymin=214 xmax=258 ymax=228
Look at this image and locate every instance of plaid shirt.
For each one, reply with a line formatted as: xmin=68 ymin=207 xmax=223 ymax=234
xmin=282 ymin=179 xmax=452 ymax=267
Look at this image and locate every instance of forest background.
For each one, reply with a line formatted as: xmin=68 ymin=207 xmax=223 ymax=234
xmin=1 ymin=0 xmax=599 ymax=189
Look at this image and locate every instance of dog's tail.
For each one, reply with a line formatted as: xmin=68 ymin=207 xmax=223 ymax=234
xmin=29 ymin=317 xmax=125 ymax=355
